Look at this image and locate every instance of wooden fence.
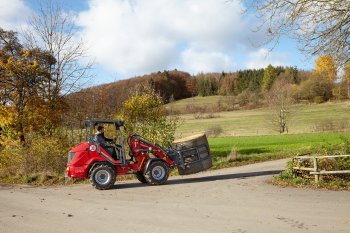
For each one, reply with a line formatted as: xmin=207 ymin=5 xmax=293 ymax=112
xmin=292 ymin=155 xmax=350 ymax=183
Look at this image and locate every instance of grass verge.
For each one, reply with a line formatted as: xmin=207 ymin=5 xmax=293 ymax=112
xmin=273 ymin=171 xmax=350 ymax=191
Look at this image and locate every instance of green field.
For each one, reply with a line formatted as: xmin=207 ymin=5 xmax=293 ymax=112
xmin=167 ymin=96 xmax=350 ymax=170
xmin=208 ymin=132 xmax=350 ymax=168
xmin=170 ymin=96 xmax=350 ymax=138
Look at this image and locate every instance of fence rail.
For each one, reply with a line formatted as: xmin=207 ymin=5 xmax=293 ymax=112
xmin=292 ymin=154 xmax=350 ymax=183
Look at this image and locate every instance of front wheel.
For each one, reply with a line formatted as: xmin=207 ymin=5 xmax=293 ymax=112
xmin=90 ymin=164 xmax=116 ymax=190
xmin=144 ymin=161 xmax=169 ymax=185
xmin=135 ymin=171 xmax=147 ymax=183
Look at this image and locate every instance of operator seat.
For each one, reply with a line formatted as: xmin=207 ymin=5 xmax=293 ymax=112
xmin=93 ymin=138 xmax=119 ymax=160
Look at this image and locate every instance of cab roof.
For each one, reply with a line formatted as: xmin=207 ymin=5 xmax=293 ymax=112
xmin=85 ymin=119 xmax=125 ymax=128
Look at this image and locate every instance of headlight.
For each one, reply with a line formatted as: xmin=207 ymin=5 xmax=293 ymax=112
xmin=67 ymin=152 xmax=76 ymax=163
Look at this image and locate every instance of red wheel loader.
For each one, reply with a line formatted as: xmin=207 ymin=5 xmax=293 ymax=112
xmin=66 ymin=120 xmax=212 ymax=190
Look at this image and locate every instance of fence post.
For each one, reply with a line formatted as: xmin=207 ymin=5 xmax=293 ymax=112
xmin=313 ymin=157 xmax=319 ymax=183
xmin=292 ymin=157 xmax=296 ymax=178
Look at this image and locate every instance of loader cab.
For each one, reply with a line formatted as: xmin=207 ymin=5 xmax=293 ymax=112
xmin=85 ymin=120 xmax=124 ymax=142
xmin=85 ymin=119 xmax=126 ymax=164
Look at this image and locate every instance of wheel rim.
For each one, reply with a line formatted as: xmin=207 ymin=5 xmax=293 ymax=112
xmin=152 ymin=166 xmax=166 ymax=180
xmin=95 ymin=170 xmax=111 ymax=185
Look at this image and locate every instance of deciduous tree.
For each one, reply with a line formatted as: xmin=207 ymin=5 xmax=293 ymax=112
xmin=119 ymin=84 xmax=179 ymax=146
xmin=23 ymin=0 xmax=93 ymax=98
xmin=262 ymin=64 xmax=277 ymax=93
xmin=265 ymin=77 xmax=292 ymax=133
xmin=344 ymin=63 xmax=350 ymax=99
xmin=0 ymin=28 xmax=56 ymax=143
xmin=314 ymin=55 xmax=337 ymax=82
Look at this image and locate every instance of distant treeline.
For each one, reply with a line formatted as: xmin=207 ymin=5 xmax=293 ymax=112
xmin=67 ymin=66 xmax=300 ymax=115
xmin=67 ymin=70 xmax=197 ymax=121
xmin=67 ymin=61 xmax=350 ymax=123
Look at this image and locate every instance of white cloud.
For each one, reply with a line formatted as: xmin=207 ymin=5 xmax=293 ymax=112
xmin=245 ymin=48 xmax=290 ymax=69
xmin=181 ymin=49 xmax=233 ymax=73
xmin=0 ymin=0 xmax=31 ymax=30
xmin=0 ymin=0 xmax=300 ymax=82
xmin=77 ymin=0 xmax=247 ymax=77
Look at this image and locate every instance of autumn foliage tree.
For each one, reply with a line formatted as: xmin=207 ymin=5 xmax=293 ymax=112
xmin=261 ymin=64 xmax=277 ymax=93
xmin=290 ymin=56 xmax=337 ymax=103
xmin=314 ymin=55 xmax=337 ymax=82
xmin=0 ymin=28 xmax=58 ymax=143
xmin=119 ymin=84 xmax=179 ymax=146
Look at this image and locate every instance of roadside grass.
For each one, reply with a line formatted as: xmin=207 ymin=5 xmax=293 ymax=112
xmin=0 ymin=173 xmax=67 ymax=186
xmin=273 ymin=171 xmax=350 ymax=191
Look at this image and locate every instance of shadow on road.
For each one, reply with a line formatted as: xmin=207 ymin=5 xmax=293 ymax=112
xmin=112 ymin=169 xmax=282 ymax=190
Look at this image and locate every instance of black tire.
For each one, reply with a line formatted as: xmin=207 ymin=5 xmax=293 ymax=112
xmin=144 ymin=161 xmax=169 ymax=185
xmin=90 ymin=164 xmax=116 ymax=190
xmin=135 ymin=171 xmax=147 ymax=183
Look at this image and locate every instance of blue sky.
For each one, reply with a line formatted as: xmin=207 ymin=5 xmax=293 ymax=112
xmin=1 ymin=0 xmax=315 ymax=85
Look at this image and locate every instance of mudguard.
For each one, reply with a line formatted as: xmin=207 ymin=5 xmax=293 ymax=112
xmin=143 ymin=158 xmax=165 ymax=175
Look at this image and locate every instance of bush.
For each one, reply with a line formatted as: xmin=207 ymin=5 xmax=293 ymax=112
xmin=276 ymin=142 xmax=350 ymax=186
xmin=205 ymin=125 xmax=223 ymax=137
xmin=291 ymin=74 xmax=333 ymax=103
xmin=185 ymin=104 xmax=206 ymax=114
xmin=314 ymin=119 xmax=350 ymax=132
xmin=193 ymin=112 xmax=220 ymax=119
xmin=0 ymin=133 xmax=71 ymax=180
xmin=236 ymin=90 xmax=262 ymax=109
xmin=313 ymin=96 xmax=324 ymax=104
xmin=119 ymin=84 xmax=179 ymax=146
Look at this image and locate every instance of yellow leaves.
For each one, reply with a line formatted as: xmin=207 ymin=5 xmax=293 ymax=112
xmin=0 ymin=106 xmax=20 ymax=142
xmin=0 ymin=106 xmax=16 ymax=126
xmin=121 ymin=88 xmax=165 ymax=123
xmin=0 ymin=49 xmax=45 ymax=80
xmin=21 ymin=50 xmax=30 ymax=58
xmin=6 ymin=56 xmax=15 ymax=64
xmin=344 ymin=63 xmax=350 ymax=78
xmin=314 ymin=55 xmax=337 ymax=81
xmin=31 ymin=61 xmax=38 ymax=68
xmin=119 ymin=84 xmax=179 ymax=146
xmin=262 ymin=64 xmax=277 ymax=93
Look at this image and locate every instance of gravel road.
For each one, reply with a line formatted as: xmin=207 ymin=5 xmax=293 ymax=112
xmin=1 ymin=159 xmax=349 ymax=233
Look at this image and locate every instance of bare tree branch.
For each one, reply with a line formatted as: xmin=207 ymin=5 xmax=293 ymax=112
xmin=22 ymin=0 xmax=94 ymax=99
xmin=244 ymin=0 xmax=350 ymax=66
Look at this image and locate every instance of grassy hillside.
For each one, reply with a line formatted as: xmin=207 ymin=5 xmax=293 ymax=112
xmin=167 ymin=95 xmax=233 ymax=110
xmin=170 ymin=96 xmax=350 ymax=138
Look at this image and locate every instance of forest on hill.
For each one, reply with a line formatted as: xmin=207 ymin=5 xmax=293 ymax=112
xmin=67 ymin=55 xmax=350 ymax=125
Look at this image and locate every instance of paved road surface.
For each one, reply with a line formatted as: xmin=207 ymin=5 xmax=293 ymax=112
xmin=0 ymin=159 xmax=349 ymax=233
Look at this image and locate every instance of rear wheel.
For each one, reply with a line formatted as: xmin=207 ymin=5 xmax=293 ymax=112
xmin=135 ymin=171 xmax=147 ymax=183
xmin=90 ymin=164 xmax=116 ymax=190
xmin=144 ymin=161 xmax=169 ymax=185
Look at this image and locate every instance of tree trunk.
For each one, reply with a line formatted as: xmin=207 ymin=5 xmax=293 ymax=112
xmin=18 ymin=121 xmax=25 ymax=144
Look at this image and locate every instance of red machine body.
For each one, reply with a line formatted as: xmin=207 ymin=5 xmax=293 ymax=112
xmin=66 ymin=136 xmax=175 ymax=178
xmin=66 ymin=120 xmax=179 ymax=189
